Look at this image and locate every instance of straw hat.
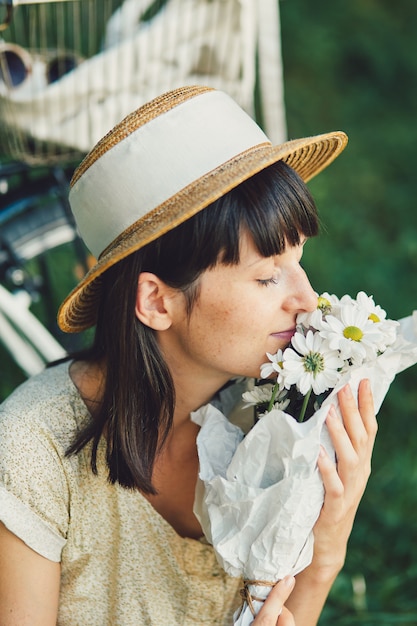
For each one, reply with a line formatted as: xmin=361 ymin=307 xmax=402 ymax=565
xmin=58 ymin=85 xmax=348 ymax=333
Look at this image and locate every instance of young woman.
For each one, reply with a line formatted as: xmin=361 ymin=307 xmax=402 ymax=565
xmin=0 ymin=86 xmax=376 ymax=625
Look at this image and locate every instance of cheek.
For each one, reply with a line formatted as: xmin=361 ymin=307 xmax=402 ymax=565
xmin=200 ymin=305 xmax=237 ymax=340
xmin=196 ymin=287 xmax=233 ymax=324
xmin=191 ymin=298 xmax=246 ymax=351
xmin=194 ymin=282 xmax=270 ymax=350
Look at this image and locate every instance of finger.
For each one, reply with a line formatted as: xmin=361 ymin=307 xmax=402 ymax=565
xmin=323 ymin=402 xmax=372 ymax=502
xmin=317 ymin=444 xmax=344 ymax=515
xmin=337 ymin=384 xmax=367 ymax=448
xmin=337 ymin=382 xmax=377 ymax=461
xmin=357 ymin=379 xmax=378 ymax=441
xmin=325 ymin=405 xmax=359 ymax=477
xmin=252 ymin=576 xmax=295 ymax=625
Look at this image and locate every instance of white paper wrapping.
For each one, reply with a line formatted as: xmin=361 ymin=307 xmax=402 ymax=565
xmin=192 ymin=313 xmax=417 ymax=624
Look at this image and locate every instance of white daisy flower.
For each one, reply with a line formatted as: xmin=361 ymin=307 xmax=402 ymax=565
xmin=260 ymin=349 xmax=285 ymax=387
xmin=282 ymin=330 xmax=344 ymax=395
xmin=320 ymin=292 xmax=342 ymax=311
xmin=242 ymin=385 xmax=275 ymax=407
xmin=297 ymin=292 xmax=341 ymax=331
xmin=296 ymin=307 xmax=323 ymax=332
xmin=355 ymin=291 xmax=399 ymax=350
xmin=242 ymin=385 xmax=289 ymax=414
xmin=355 ymin=291 xmax=387 ymax=322
xmin=339 ymin=293 xmax=356 ymax=306
xmin=271 ymin=391 xmax=291 ymax=412
xmin=256 ymin=388 xmax=291 ymax=416
xmin=319 ymin=303 xmax=383 ymax=365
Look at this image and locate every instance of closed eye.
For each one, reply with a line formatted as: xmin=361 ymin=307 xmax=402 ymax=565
xmin=257 ymin=277 xmax=279 ymax=287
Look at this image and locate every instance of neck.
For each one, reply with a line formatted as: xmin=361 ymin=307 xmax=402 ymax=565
xmin=171 ymin=371 xmax=229 ymax=427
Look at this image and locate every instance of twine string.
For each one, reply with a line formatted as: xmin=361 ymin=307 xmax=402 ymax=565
xmin=238 ymin=579 xmax=277 ymax=618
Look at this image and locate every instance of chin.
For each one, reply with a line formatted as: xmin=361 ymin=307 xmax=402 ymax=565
xmin=244 ymin=365 xmax=266 ymax=380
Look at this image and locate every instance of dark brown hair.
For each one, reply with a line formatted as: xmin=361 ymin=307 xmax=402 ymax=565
xmin=66 ymin=160 xmax=319 ymax=492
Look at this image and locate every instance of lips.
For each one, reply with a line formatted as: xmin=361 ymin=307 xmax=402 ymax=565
xmin=271 ymin=327 xmax=296 ymax=343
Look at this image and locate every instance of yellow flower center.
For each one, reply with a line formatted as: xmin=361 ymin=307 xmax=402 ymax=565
xmin=368 ymin=313 xmax=380 ymax=323
xmin=343 ymin=325 xmax=364 ymax=342
xmin=318 ymin=296 xmax=332 ymax=315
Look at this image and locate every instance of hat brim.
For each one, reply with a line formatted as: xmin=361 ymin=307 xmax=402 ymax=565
xmin=58 ymin=130 xmax=347 ymax=333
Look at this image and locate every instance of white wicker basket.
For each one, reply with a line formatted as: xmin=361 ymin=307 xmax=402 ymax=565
xmin=0 ymin=0 xmax=287 ymax=166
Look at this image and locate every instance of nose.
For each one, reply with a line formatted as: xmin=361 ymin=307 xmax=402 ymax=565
xmin=284 ymin=265 xmax=318 ymax=314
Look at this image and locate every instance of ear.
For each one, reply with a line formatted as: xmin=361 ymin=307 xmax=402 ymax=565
xmin=135 ymin=272 xmax=174 ymax=331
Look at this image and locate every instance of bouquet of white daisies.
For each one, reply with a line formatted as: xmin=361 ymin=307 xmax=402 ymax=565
xmin=243 ymin=291 xmax=399 ymax=424
xmin=192 ymin=292 xmax=417 ymax=625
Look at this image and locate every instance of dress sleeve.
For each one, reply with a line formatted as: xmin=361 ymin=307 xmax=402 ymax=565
xmin=0 ymin=407 xmax=69 ymax=562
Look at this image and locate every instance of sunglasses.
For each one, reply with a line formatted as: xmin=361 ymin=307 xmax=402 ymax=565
xmin=0 ymin=42 xmax=81 ymax=90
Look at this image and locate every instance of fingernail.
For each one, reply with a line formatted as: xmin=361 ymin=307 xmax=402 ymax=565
xmin=342 ymin=384 xmax=353 ymax=398
xmin=319 ymin=445 xmax=326 ymax=458
xmin=283 ymin=575 xmax=295 ymax=588
xmin=327 ymin=405 xmax=337 ymax=419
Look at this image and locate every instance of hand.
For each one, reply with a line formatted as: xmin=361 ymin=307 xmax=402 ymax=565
xmin=252 ymin=576 xmax=296 ymax=625
xmin=282 ymin=379 xmax=376 ymax=625
xmin=314 ymin=378 xmax=377 ymax=580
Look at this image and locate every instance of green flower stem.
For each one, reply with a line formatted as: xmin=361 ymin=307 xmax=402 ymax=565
xmin=268 ymin=383 xmax=280 ymax=412
xmin=298 ymin=388 xmax=312 ymax=423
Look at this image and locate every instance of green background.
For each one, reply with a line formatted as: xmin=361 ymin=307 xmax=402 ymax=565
xmin=1 ymin=0 xmax=417 ymax=623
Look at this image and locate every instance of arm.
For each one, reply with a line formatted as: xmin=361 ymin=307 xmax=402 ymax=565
xmin=286 ymin=379 xmax=377 ymax=624
xmin=0 ymin=522 xmax=60 ymax=626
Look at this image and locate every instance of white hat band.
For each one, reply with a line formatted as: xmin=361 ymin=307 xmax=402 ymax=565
xmin=69 ymin=89 xmax=270 ymax=259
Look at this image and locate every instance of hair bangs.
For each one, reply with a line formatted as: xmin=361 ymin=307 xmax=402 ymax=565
xmin=139 ymin=160 xmax=319 ymax=286
xmin=228 ymin=160 xmax=319 ymax=261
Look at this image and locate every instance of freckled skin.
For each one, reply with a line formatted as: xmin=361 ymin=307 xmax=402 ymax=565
xmin=158 ymin=232 xmax=318 ymax=391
